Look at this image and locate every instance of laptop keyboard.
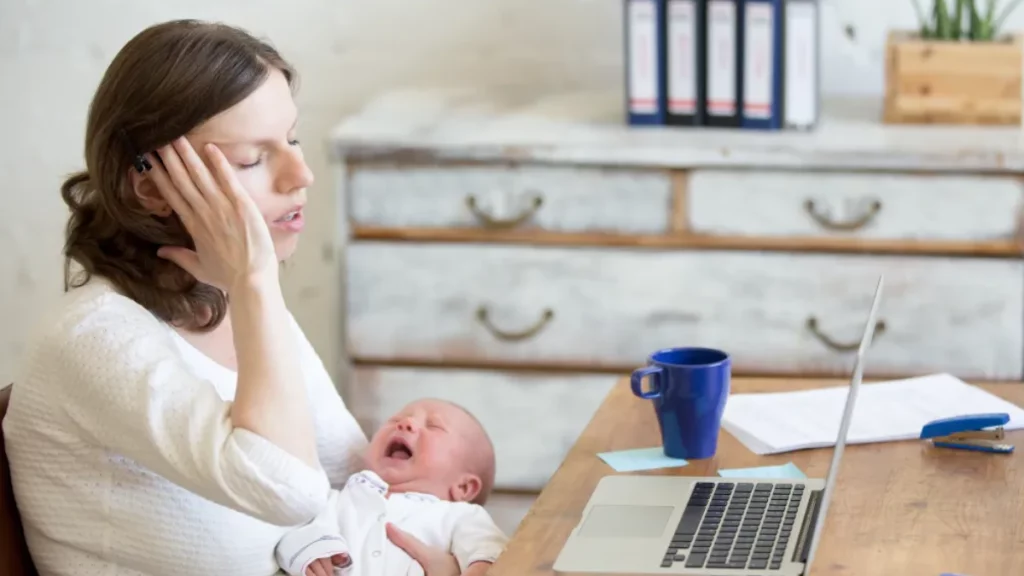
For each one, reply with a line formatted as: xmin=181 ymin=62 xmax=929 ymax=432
xmin=662 ymin=481 xmax=806 ymax=571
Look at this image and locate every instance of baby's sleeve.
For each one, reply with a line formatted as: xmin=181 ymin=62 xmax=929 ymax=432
xmin=275 ymin=491 xmax=351 ymax=576
xmin=450 ymin=504 xmax=509 ymax=570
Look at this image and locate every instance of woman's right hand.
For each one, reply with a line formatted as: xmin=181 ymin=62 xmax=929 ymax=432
xmin=386 ymin=523 xmax=462 ymax=576
xmin=145 ymin=136 xmax=278 ymax=291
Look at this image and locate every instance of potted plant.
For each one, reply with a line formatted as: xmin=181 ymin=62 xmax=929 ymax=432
xmin=884 ymin=0 xmax=1024 ymax=125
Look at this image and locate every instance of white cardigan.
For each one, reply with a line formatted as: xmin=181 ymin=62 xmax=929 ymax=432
xmin=3 ymin=278 xmax=369 ymax=576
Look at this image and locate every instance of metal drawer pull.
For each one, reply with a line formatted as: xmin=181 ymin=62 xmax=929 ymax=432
xmin=803 ymin=198 xmax=882 ymax=231
xmin=476 ymin=306 xmax=554 ymax=342
xmin=465 ymin=194 xmax=543 ymax=229
xmin=806 ymin=317 xmax=886 ymax=352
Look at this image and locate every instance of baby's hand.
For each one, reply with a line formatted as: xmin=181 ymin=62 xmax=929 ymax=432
xmin=304 ymin=553 xmax=350 ymax=576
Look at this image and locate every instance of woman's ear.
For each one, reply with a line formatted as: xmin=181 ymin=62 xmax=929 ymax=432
xmin=448 ymin=473 xmax=482 ymax=503
xmin=129 ymin=168 xmax=171 ymax=216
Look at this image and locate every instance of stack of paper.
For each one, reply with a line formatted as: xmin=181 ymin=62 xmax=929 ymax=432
xmin=721 ymin=373 xmax=1024 ymax=455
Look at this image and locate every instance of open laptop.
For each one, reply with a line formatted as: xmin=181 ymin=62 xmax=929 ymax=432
xmin=553 ymin=276 xmax=884 ymax=575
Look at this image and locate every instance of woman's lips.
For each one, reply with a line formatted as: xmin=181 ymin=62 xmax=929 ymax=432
xmin=271 ymin=209 xmax=304 ymax=232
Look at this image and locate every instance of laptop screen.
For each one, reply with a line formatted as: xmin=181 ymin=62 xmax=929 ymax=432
xmin=804 ymin=276 xmax=884 ymax=571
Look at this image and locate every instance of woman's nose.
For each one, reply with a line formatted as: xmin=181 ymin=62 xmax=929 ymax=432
xmin=276 ymin=147 xmax=314 ymax=194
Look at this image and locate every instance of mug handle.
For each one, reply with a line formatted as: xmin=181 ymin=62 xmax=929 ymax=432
xmin=630 ymin=366 xmax=663 ymax=399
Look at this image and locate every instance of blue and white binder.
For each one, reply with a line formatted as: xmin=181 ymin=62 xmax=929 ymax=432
xmin=741 ymin=0 xmax=784 ymax=129
xmin=665 ymin=0 xmax=707 ymax=126
xmin=705 ymin=0 xmax=743 ymax=127
xmin=783 ymin=0 xmax=820 ymax=130
xmin=624 ymin=0 xmax=668 ymax=125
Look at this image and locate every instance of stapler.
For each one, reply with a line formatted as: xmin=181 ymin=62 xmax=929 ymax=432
xmin=920 ymin=413 xmax=1015 ymax=454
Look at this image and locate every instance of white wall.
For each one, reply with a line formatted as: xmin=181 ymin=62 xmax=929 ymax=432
xmin=3 ymin=0 xmax=1022 ymax=386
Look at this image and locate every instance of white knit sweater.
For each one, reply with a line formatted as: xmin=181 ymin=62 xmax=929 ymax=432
xmin=3 ymin=278 xmax=369 ymax=576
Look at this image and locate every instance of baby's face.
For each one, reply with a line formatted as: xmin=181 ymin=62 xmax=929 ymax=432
xmin=364 ymin=399 xmax=487 ymax=502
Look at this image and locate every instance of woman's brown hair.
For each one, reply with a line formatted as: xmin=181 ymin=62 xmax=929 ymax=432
xmin=62 ymin=19 xmax=296 ymax=331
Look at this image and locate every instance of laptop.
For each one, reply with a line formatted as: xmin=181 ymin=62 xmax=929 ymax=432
xmin=553 ymin=276 xmax=884 ymax=575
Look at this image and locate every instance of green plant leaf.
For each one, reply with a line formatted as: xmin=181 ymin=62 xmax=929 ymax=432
xmin=954 ymin=0 xmax=966 ymax=38
xmin=980 ymin=0 xmax=997 ymax=39
xmin=968 ymin=0 xmax=984 ymax=39
xmin=911 ymin=0 xmax=932 ymax=36
xmin=936 ymin=0 xmax=955 ymax=39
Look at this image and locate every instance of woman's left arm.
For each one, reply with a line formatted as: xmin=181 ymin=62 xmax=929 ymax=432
xmin=289 ymin=314 xmax=368 ymax=485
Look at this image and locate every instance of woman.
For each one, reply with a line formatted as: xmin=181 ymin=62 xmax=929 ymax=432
xmin=3 ymin=19 xmax=462 ymax=576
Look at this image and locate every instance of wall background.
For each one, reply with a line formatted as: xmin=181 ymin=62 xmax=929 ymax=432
xmin=2 ymin=0 xmax=1015 ymax=385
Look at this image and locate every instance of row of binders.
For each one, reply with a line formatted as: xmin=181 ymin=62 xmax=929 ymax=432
xmin=624 ymin=0 xmax=819 ymax=130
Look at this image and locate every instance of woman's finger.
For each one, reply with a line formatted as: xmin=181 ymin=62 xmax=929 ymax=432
xmin=203 ymin=143 xmax=256 ymax=211
xmin=155 ymin=246 xmax=203 ymax=279
xmin=386 ymin=523 xmax=427 ymax=560
xmin=143 ymin=153 xmax=194 ymax=223
xmin=172 ymin=137 xmax=232 ymax=211
xmin=156 ymin=143 xmax=205 ymax=213
xmin=386 ymin=523 xmax=460 ymax=576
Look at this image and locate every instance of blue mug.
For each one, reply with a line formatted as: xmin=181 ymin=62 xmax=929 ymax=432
xmin=631 ymin=347 xmax=731 ymax=460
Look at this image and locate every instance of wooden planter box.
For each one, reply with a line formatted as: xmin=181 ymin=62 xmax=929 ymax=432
xmin=883 ymin=30 xmax=1023 ymax=125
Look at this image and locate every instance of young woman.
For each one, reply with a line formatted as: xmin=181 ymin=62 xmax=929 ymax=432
xmin=3 ymin=19 xmax=463 ymax=576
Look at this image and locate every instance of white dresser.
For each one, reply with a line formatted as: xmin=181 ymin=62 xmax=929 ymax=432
xmin=330 ymin=87 xmax=1024 ymax=500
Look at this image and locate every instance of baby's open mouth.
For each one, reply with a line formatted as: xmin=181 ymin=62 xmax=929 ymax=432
xmin=385 ymin=438 xmax=413 ymax=461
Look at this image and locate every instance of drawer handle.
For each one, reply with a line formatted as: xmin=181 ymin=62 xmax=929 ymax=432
xmin=806 ymin=317 xmax=887 ymax=352
xmin=465 ymin=195 xmax=543 ymax=229
xmin=803 ymin=198 xmax=882 ymax=231
xmin=476 ymin=306 xmax=554 ymax=342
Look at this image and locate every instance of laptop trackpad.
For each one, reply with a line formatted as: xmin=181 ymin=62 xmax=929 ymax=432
xmin=578 ymin=505 xmax=674 ymax=538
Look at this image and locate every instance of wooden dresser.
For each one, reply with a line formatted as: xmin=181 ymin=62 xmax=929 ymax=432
xmin=329 ymin=87 xmax=1024 ymax=505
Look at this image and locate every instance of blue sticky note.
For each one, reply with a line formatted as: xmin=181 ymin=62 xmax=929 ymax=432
xmin=597 ymin=447 xmax=688 ymax=472
xmin=718 ymin=462 xmax=806 ymax=479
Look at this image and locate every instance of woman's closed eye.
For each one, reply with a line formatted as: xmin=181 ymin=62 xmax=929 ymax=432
xmin=237 ymin=140 xmax=301 ymax=170
xmin=239 ymin=156 xmax=264 ymax=169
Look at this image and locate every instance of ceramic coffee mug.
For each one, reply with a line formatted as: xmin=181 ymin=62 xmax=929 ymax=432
xmin=630 ymin=347 xmax=731 ymax=459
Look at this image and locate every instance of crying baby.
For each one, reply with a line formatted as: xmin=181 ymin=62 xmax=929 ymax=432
xmin=275 ymin=398 xmax=508 ymax=576
xmin=363 ymin=398 xmax=497 ymax=505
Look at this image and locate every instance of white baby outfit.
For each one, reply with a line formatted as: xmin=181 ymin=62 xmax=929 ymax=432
xmin=275 ymin=470 xmax=508 ymax=576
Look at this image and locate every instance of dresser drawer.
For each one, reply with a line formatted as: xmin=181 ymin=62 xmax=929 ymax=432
xmin=346 ymin=242 xmax=1023 ymax=380
xmin=348 ymin=366 xmax=616 ymax=491
xmin=347 ymin=163 xmax=672 ymax=234
xmin=687 ymin=169 xmax=1024 ymax=241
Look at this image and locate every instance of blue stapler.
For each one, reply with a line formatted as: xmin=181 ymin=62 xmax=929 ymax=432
xmin=920 ymin=413 xmax=1015 ymax=454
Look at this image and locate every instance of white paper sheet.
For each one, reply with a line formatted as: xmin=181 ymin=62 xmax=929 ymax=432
xmin=721 ymin=373 xmax=1024 ymax=455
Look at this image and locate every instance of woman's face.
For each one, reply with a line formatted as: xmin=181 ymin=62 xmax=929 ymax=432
xmin=185 ymin=69 xmax=314 ymax=261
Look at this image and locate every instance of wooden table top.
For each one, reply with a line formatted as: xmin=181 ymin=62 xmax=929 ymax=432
xmin=487 ymin=377 xmax=1024 ymax=576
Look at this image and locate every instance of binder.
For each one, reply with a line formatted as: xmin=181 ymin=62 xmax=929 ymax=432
xmin=783 ymin=0 xmax=820 ymax=130
xmin=624 ymin=0 xmax=668 ymax=125
xmin=705 ymin=0 xmax=743 ymax=127
xmin=742 ymin=0 xmax=784 ymax=129
xmin=665 ymin=0 xmax=707 ymax=125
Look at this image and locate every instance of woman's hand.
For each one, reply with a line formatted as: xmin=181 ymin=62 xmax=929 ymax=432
xmin=386 ymin=523 xmax=462 ymax=576
xmin=145 ymin=137 xmax=277 ymax=291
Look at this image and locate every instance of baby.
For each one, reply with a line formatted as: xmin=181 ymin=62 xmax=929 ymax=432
xmin=275 ymin=398 xmax=508 ymax=576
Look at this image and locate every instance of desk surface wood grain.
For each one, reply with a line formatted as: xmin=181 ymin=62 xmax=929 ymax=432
xmin=488 ymin=377 xmax=1024 ymax=576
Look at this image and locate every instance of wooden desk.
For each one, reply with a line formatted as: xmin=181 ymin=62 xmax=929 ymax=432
xmin=488 ymin=377 xmax=1024 ymax=576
